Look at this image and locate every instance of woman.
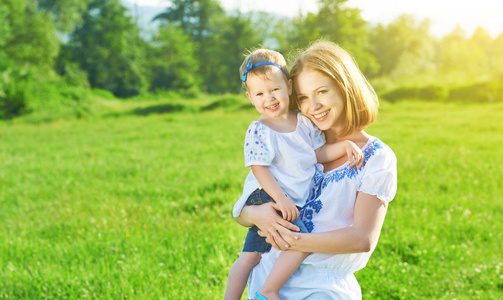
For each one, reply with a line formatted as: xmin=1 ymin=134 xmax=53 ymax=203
xmin=233 ymin=40 xmax=397 ymax=299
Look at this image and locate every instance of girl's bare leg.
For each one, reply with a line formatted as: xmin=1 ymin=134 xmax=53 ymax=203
xmin=225 ymin=252 xmax=262 ymax=300
xmin=256 ymin=251 xmax=310 ymax=300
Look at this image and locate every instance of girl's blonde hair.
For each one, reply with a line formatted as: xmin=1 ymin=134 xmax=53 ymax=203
xmin=240 ymin=49 xmax=298 ymax=110
xmin=290 ymin=40 xmax=379 ymax=137
xmin=239 ymin=49 xmax=289 ymax=84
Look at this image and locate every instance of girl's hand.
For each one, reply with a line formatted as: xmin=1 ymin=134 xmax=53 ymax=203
xmin=346 ymin=141 xmax=364 ymax=169
xmin=275 ymin=196 xmax=299 ymax=222
xmin=244 ymin=202 xmax=300 ymax=249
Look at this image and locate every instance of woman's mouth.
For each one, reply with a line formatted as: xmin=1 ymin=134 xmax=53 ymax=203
xmin=313 ymin=110 xmax=329 ymax=121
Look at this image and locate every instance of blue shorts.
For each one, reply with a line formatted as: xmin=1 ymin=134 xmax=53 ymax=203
xmin=242 ymin=189 xmax=308 ymax=253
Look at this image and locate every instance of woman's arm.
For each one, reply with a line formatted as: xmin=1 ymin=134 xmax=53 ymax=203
xmin=266 ymin=192 xmax=388 ymax=254
xmin=235 ymin=202 xmax=301 ymax=249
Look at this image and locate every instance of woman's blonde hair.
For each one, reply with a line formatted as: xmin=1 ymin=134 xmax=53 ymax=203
xmin=290 ymin=40 xmax=379 ymax=138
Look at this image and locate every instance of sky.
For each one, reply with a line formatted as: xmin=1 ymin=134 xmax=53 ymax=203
xmin=133 ymin=0 xmax=503 ymax=38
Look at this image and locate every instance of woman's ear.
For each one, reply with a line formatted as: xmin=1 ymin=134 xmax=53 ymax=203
xmin=287 ymin=79 xmax=293 ymax=96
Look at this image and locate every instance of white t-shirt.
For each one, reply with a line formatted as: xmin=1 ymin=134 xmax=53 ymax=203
xmin=232 ymin=112 xmax=325 ymax=218
xmin=241 ymin=136 xmax=398 ymax=299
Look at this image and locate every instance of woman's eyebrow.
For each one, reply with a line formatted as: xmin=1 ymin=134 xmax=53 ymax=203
xmin=297 ymin=84 xmax=327 ymax=95
xmin=314 ymin=85 xmax=328 ymax=91
xmin=303 ymin=85 xmax=327 ymax=94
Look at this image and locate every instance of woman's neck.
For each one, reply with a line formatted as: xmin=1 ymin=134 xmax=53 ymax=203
xmin=325 ymin=130 xmax=369 ymax=147
xmin=321 ymin=130 xmax=370 ymax=172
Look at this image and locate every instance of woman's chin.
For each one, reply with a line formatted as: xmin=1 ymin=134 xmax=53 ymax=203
xmin=314 ymin=121 xmax=331 ymax=131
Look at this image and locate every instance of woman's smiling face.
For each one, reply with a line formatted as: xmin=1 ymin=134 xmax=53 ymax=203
xmin=294 ymin=68 xmax=345 ymax=132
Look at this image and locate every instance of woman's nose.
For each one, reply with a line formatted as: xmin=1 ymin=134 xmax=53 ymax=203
xmin=307 ymin=97 xmax=321 ymax=111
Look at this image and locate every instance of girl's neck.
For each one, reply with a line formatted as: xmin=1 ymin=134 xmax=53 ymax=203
xmin=258 ymin=110 xmax=297 ymax=133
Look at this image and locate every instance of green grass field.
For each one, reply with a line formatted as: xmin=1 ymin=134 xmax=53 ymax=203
xmin=1 ymin=96 xmax=502 ymax=299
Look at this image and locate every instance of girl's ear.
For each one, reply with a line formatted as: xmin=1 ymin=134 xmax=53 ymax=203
xmin=246 ymin=91 xmax=254 ymax=105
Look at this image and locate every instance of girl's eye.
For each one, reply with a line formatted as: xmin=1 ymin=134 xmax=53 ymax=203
xmin=256 ymin=93 xmax=263 ymax=96
xmin=317 ymin=89 xmax=327 ymax=95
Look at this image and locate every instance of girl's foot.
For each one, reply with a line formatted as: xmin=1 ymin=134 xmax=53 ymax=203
xmin=255 ymin=290 xmax=281 ymax=300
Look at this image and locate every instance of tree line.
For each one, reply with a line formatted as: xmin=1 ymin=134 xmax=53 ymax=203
xmin=1 ymin=0 xmax=503 ymax=118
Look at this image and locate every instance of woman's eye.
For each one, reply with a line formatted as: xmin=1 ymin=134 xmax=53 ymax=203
xmin=298 ymin=96 xmax=307 ymax=102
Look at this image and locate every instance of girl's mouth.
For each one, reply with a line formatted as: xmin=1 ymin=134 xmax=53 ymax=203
xmin=267 ymin=103 xmax=279 ymax=110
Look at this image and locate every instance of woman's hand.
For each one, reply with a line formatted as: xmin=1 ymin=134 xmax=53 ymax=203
xmin=239 ymin=202 xmax=300 ymax=249
xmin=261 ymin=229 xmax=302 ymax=251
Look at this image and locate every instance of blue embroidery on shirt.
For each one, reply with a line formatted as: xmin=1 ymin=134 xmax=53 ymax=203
xmin=300 ymin=138 xmax=384 ymax=233
xmin=320 ymin=139 xmax=383 ymax=189
xmin=299 ymin=200 xmax=323 ymax=233
xmin=309 ymin=168 xmax=324 ymax=204
xmin=244 ymin=122 xmax=273 ymax=164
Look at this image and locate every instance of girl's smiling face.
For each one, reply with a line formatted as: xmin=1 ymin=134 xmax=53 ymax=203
xmin=245 ymin=69 xmax=292 ymax=121
xmin=294 ymin=68 xmax=345 ymax=133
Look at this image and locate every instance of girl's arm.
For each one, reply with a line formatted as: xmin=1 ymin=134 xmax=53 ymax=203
xmin=250 ymin=165 xmax=299 ymax=222
xmin=315 ymin=140 xmax=364 ymax=169
xmin=264 ymin=192 xmax=388 ymax=254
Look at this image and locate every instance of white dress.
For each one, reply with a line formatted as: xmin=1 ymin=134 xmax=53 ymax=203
xmin=239 ymin=136 xmax=398 ymax=299
xmin=232 ymin=112 xmax=325 ymax=218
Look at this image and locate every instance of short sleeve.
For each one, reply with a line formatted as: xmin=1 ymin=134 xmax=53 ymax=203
xmin=298 ymin=114 xmax=325 ymax=150
xmin=244 ymin=122 xmax=275 ymax=167
xmin=358 ymin=146 xmax=397 ymax=203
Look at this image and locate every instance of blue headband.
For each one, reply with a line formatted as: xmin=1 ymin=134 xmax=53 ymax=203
xmin=241 ymin=61 xmax=289 ymax=85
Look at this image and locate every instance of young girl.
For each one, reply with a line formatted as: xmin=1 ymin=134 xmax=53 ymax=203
xmin=224 ymin=49 xmax=364 ymax=300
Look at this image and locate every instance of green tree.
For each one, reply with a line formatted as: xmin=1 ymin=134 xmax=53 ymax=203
xmin=0 ymin=4 xmax=12 ymax=68
xmin=471 ymin=27 xmax=503 ymax=80
xmin=370 ymin=15 xmax=436 ymax=79
xmin=490 ymin=33 xmax=503 ymax=79
xmin=155 ymin=0 xmax=221 ymax=92
xmin=439 ymin=26 xmax=489 ymax=83
xmin=67 ymin=0 xmax=148 ymax=97
xmin=148 ymin=23 xmax=198 ymax=91
xmin=0 ymin=3 xmax=16 ymax=117
xmin=36 ymin=0 xmax=93 ymax=33
xmin=471 ymin=27 xmax=493 ymax=55
xmin=2 ymin=0 xmax=59 ymax=69
xmin=154 ymin=0 xmax=223 ymax=43
xmin=203 ymin=13 xmax=262 ymax=93
xmin=0 ymin=0 xmax=60 ymax=118
xmin=242 ymin=11 xmax=291 ymax=51
xmin=288 ymin=0 xmax=378 ymax=76
xmin=155 ymin=0 xmax=262 ymax=93
xmin=369 ymin=15 xmax=437 ymax=83
xmin=288 ymin=12 xmax=320 ymax=49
